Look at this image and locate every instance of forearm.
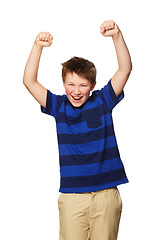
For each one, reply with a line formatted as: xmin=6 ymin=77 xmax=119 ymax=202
xmin=112 ymin=31 xmax=132 ymax=74
xmin=23 ymin=42 xmax=43 ymax=86
xmin=100 ymin=20 xmax=132 ymax=96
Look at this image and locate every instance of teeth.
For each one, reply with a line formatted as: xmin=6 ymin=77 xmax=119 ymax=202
xmin=72 ymin=96 xmax=82 ymax=100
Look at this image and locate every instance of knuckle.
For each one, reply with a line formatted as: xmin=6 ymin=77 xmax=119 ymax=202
xmin=39 ymin=32 xmax=43 ymax=39
xmin=46 ymin=32 xmax=50 ymax=37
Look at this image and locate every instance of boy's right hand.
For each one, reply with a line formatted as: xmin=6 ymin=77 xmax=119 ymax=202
xmin=35 ymin=32 xmax=53 ymax=47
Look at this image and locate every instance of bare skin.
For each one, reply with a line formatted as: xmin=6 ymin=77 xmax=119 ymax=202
xmin=23 ymin=20 xmax=132 ymax=108
xmin=100 ymin=20 xmax=132 ymax=97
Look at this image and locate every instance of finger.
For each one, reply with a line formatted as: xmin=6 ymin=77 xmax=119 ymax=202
xmin=35 ymin=34 xmax=40 ymax=44
xmin=35 ymin=32 xmax=53 ymax=46
xmin=36 ymin=35 xmax=40 ymax=41
xmin=39 ymin=32 xmax=46 ymax=41
xmin=100 ymin=26 xmax=105 ymax=34
xmin=102 ymin=20 xmax=115 ymax=30
xmin=105 ymin=25 xmax=113 ymax=31
xmin=50 ymin=34 xmax=53 ymax=40
xmin=38 ymin=32 xmax=44 ymax=41
xmin=103 ymin=29 xmax=116 ymax=37
xmin=42 ymin=32 xmax=47 ymax=41
xmin=43 ymin=41 xmax=50 ymax=46
xmin=45 ymin=32 xmax=51 ymax=41
xmin=44 ymin=32 xmax=53 ymax=42
xmin=39 ymin=33 xmax=47 ymax=42
xmin=39 ymin=41 xmax=51 ymax=47
xmin=105 ymin=24 xmax=113 ymax=30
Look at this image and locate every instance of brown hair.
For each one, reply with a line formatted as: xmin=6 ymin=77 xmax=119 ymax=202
xmin=61 ymin=57 xmax=96 ymax=86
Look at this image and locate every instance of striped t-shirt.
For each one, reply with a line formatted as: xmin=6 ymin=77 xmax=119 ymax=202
xmin=41 ymin=79 xmax=129 ymax=193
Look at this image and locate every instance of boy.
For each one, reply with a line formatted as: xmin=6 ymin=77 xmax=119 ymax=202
xmin=23 ymin=20 xmax=132 ymax=240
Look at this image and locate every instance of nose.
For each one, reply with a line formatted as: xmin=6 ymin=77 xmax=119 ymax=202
xmin=74 ymin=87 xmax=81 ymax=95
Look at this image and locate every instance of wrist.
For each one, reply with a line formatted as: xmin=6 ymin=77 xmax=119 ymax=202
xmin=112 ymin=29 xmax=122 ymax=41
xmin=34 ymin=40 xmax=43 ymax=51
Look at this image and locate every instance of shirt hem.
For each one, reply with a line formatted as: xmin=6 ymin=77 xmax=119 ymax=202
xmin=59 ymin=178 xmax=129 ymax=193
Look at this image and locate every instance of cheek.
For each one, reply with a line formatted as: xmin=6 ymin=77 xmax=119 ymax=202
xmin=83 ymin=89 xmax=90 ymax=97
xmin=65 ymin=87 xmax=72 ymax=95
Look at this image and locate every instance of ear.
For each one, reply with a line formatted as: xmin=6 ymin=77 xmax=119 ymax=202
xmin=91 ymin=81 xmax=96 ymax=91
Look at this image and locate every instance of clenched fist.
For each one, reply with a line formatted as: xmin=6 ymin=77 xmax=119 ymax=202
xmin=100 ymin=20 xmax=120 ymax=37
xmin=35 ymin=32 xmax=53 ymax=47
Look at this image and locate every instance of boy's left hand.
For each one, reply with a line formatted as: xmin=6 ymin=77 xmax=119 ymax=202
xmin=100 ymin=20 xmax=120 ymax=37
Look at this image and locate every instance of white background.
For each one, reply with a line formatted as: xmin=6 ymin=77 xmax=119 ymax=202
xmin=0 ymin=0 xmax=160 ymax=239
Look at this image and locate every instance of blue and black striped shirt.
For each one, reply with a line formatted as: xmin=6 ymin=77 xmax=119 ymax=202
xmin=41 ymin=79 xmax=129 ymax=193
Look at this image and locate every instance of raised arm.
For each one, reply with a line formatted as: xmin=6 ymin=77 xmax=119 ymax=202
xmin=100 ymin=20 xmax=132 ymax=97
xmin=23 ymin=32 xmax=53 ymax=108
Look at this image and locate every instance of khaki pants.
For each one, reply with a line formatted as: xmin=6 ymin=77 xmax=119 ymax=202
xmin=58 ymin=187 xmax=122 ymax=240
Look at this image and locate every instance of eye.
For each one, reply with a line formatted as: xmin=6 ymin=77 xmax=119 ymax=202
xmin=68 ymin=83 xmax=74 ymax=86
xmin=81 ymin=85 xmax=86 ymax=87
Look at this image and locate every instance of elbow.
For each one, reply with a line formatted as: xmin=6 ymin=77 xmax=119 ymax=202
xmin=23 ymin=78 xmax=26 ymax=86
xmin=23 ymin=73 xmax=33 ymax=88
xmin=127 ymin=59 xmax=133 ymax=75
xmin=127 ymin=66 xmax=132 ymax=77
xmin=124 ymin=62 xmax=132 ymax=77
xmin=23 ymin=71 xmax=27 ymax=86
xmin=23 ymin=70 xmax=37 ymax=87
xmin=119 ymin=60 xmax=132 ymax=77
xmin=124 ymin=58 xmax=133 ymax=76
xmin=120 ymin=67 xmax=132 ymax=79
xmin=23 ymin=76 xmax=27 ymax=86
xmin=129 ymin=61 xmax=133 ymax=73
xmin=23 ymin=77 xmax=31 ymax=90
xmin=129 ymin=58 xmax=133 ymax=73
xmin=23 ymin=76 xmax=28 ymax=87
xmin=126 ymin=68 xmax=132 ymax=80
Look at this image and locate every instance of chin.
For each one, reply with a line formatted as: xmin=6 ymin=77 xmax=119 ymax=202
xmin=71 ymin=102 xmax=83 ymax=108
xmin=70 ymin=99 xmax=87 ymax=108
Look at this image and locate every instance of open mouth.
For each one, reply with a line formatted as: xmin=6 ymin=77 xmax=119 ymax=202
xmin=72 ymin=96 xmax=83 ymax=101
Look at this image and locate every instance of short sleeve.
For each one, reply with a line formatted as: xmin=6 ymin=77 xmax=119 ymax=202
xmin=101 ymin=79 xmax=124 ymax=110
xmin=41 ymin=90 xmax=57 ymax=118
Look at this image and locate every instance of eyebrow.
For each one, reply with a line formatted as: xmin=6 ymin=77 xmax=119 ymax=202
xmin=67 ymin=81 xmax=89 ymax=85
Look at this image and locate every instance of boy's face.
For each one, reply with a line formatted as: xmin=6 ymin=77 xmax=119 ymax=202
xmin=63 ymin=72 xmax=96 ymax=108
